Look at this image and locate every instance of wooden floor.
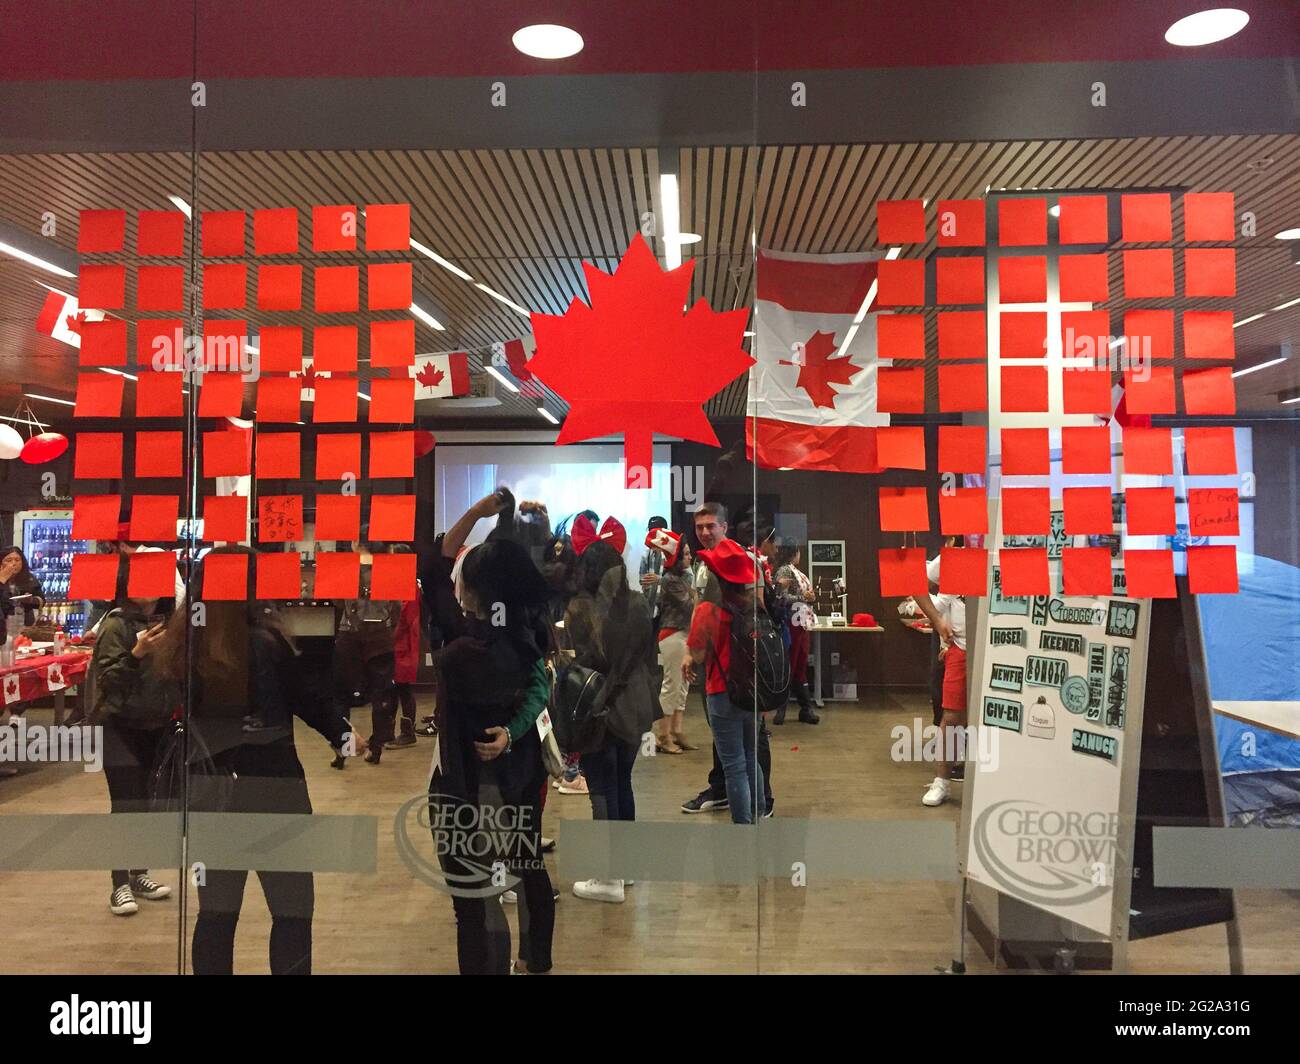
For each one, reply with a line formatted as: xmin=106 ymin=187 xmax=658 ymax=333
xmin=2 ymin=689 xmax=1297 ymax=975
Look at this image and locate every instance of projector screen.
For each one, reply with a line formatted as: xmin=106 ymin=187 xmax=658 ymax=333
xmin=433 ymin=443 xmax=674 ymax=584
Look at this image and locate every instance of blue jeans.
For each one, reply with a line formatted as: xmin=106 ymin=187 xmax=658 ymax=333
xmin=580 ymin=736 xmax=638 ymax=822
xmin=705 ymin=693 xmax=765 ymax=825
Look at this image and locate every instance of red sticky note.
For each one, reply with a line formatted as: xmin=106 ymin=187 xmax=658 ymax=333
xmin=79 ymin=264 xmax=126 ymax=310
xmin=1002 ymin=488 xmax=1050 ymax=534
xmin=369 ymin=431 xmax=416 ymax=479
xmin=878 ymin=486 xmax=929 ymax=532
xmin=135 ymin=431 xmax=183 ymax=478
xmin=314 ymin=265 xmax=359 ymax=313
xmin=937 ymin=311 xmax=986 ymax=359
xmin=938 ymin=364 xmax=986 ymax=412
xmin=135 ymin=371 xmax=184 ymax=418
xmin=70 ymin=553 xmax=120 ymax=600
xmin=78 ymin=209 xmax=125 ymax=253
xmin=197 ymin=373 xmax=245 ymax=419
xmin=936 ymin=200 xmax=985 ymax=247
xmin=939 ymin=547 xmax=988 ymax=595
xmin=79 ymin=319 xmax=127 ymax=366
xmin=937 ymin=426 xmax=986 ymax=474
xmin=74 ymin=433 xmax=124 ymax=479
xmin=1184 ymin=247 xmax=1235 ymax=298
xmin=1061 ymin=426 xmax=1111 ymax=474
xmin=1124 ymin=487 xmax=1176 ymax=535
xmin=1183 ymin=311 xmax=1234 ymax=361
xmin=313 ymin=325 xmax=359 ymax=372
xmin=1121 ymin=193 xmax=1172 ymax=243
xmin=876 ymin=426 xmax=926 ymax=470
xmin=202 ymin=552 xmax=250 ymax=601
xmin=999 ymin=549 xmax=1049 ymax=596
xmin=1184 ymin=427 xmax=1236 ymax=475
xmin=254 ymin=207 xmax=298 ymax=255
xmin=1183 ymin=367 xmax=1235 ymax=415
xmin=317 ymin=433 xmax=363 ymax=480
xmin=998 ymin=256 xmax=1046 ymax=304
xmin=1058 ymin=253 xmax=1109 ymax=303
xmin=315 ymin=494 xmax=362 ymax=541
xmin=1122 ymin=427 xmax=1174 ymax=475
xmin=1063 ymin=367 xmax=1113 ymax=415
xmin=202 ymin=263 xmax=247 ymax=310
xmin=1124 ymin=366 xmax=1175 ymax=415
xmin=1187 ymin=545 xmax=1238 ymax=594
xmin=370 ymin=319 xmax=416 ymax=368
xmin=370 ymin=377 xmax=416 ymax=424
xmin=1124 ymin=309 xmax=1174 ymax=362
xmin=1000 ymin=366 xmax=1048 ymax=412
xmin=75 ymin=373 xmax=124 ymax=418
xmin=202 ymin=320 xmax=247 ymax=370
xmin=935 ymin=257 xmax=984 ymax=305
xmin=125 ymin=555 xmax=173 ymax=608
xmin=256 ymin=376 xmax=300 ymax=423
xmin=136 ymin=319 xmax=184 ymax=369
xmin=202 ymin=495 xmax=248 ymax=542
xmin=1125 ymin=549 xmax=1177 ymax=598
xmin=137 ymin=210 xmax=186 ymax=257
xmin=999 ymin=198 xmax=1047 ymax=247
xmin=1057 ymin=196 xmax=1108 ymax=245
xmin=129 ymin=495 xmax=179 ymax=541
xmin=258 ymin=495 xmax=305 ymax=543
xmin=878 ymin=547 xmax=928 ymax=596
xmin=313 ymin=376 xmax=359 ymax=423
xmin=366 ymin=203 xmax=410 ymax=252
xmin=202 ymin=427 xmax=252 ymax=478
xmin=1188 ymin=488 xmax=1239 ymax=537
xmin=72 ymin=495 xmax=121 ymax=540
xmin=1063 ymin=487 xmax=1113 ymax=534
xmin=1062 ymin=547 xmax=1112 ymax=596
xmin=257 ymin=264 xmax=302 ymax=311
xmin=137 ymin=265 xmax=184 ymax=311
xmin=369 ymin=495 xmax=416 ymax=542
xmin=876 ymin=199 xmax=925 ymax=244
xmin=256 ymin=552 xmax=301 ymax=599
xmin=1000 ymin=312 xmax=1047 ymax=359
xmin=1123 ymin=248 xmax=1174 ymax=299
xmin=201 ymin=211 xmax=245 ymax=257
xmin=255 ymin=432 xmax=300 ymax=479
xmin=1183 ymin=192 xmax=1234 ymax=243
xmin=939 ymin=489 xmax=988 ymax=536
xmin=1001 ymin=428 xmax=1049 ymax=475
xmin=877 ymin=314 xmax=925 ymax=360
xmin=877 ymin=367 xmax=925 ymax=413
xmin=367 ymin=262 xmax=412 ymax=311
xmin=313 ymin=551 xmax=361 ymax=597
xmin=1060 ymin=310 xmax=1111 ymax=361
xmin=876 ymin=259 xmax=925 ymax=307
xmin=370 ymin=553 xmax=418 ymax=600
xmin=313 ymin=205 xmax=358 ymax=253
xmin=258 ymin=326 xmax=304 ymax=372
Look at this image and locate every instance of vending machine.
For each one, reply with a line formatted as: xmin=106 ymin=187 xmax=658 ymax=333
xmin=13 ymin=509 xmax=92 ymax=637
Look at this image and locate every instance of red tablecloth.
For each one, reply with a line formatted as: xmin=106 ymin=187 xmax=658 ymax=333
xmin=1 ymin=652 xmax=91 ymax=706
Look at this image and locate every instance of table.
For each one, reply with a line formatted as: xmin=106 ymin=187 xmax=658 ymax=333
xmin=0 ymin=652 xmax=91 ymax=725
xmin=808 ymin=624 xmax=884 ymax=706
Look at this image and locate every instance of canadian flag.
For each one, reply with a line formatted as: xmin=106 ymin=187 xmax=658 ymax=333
xmin=35 ymin=290 xmax=104 ymax=348
xmin=46 ymin=663 xmax=65 ymax=692
xmin=2 ymin=673 xmax=20 ymax=705
xmin=293 ymin=362 xmax=329 ymax=401
xmin=490 ymin=336 xmax=536 ymax=381
xmin=747 ymin=249 xmax=888 ymax=474
xmin=410 ymin=352 xmax=471 ymax=398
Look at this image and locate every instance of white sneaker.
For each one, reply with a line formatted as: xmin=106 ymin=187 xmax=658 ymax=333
xmin=922 ymin=777 xmax=950 ymax=807
xmin=572 ymin=878 xmax=624 ymax=903
xmin=109 ymin=884 xmax=138 ymax=916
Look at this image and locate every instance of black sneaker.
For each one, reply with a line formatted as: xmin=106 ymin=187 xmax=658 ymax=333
xmin=681 ymin=790 xmax=729 ymax=813
xmin=130 ymin=874 xmax=172 ymax=901
xmin=387 ymin=733 xmax=417 ymax=749
xmin=416 ymin=722 xmax=436 ymax=737
xmin=763 ymin=802 xmax=774 ymax=819
xmin=110 ymin=884 xmax=138 ymax=916
xmin=950 ymin=763 xmax=965 ymax=781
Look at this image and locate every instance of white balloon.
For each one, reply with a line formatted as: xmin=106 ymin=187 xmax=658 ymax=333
xmin=0 ymin=424 xmax=23 ymax=460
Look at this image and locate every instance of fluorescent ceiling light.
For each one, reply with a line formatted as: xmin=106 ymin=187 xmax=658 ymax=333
xmin=512 ymin=24 xmax=584 ymax=59
xmin=25 ymin=393 xmax=75 ymax=407
xmin=677 ymin=233 xmax=702 ymax=244
xmin=660 ymin=173 xmax=681 ymax=270
xmin=538 ymin=406 xmax=559 ymax=425
xmin=485 ymin=365 xmax=519 ymax=393
xmin=168 ymin=195 xmax=192 ymax=219
xmin=473 ymin=283 xmax=531 ymax=317
xmin=850 ymin=245 xmax=901 ymax=327
xmin=1232 ymin=357 xmax=1287 ymax=378
xmin=1271 ymin=296 xmax=1300 ymax=311
xmin=1233 ymin=313 xmax=1266 ymax=328
xmin=0 ymin=240 xmax=75 ymax=278
xmin=1282 ymin=395 xmax=1300 ymax=405
xmin=1165 ymin=9 xmax=1249 ymax=46
xmin=34 ymin=280 xmax=74 ymax=298
xmin=411 ymin=238 xmax=474 ymax=282
xmin=358 ymin=392 xmax=371 ymax=402
xmin=409 ymin=302 xmax=445 ymax=331
xmin=1048 ymin=205 xmax=1061 ymax=218
xmin=99 ymin=367 xmax=138 ymax=382
xmin=744 ymin=331 xmax=755 ymax=337
xmin=1274 ymin=228 xmax=1300 ymax=240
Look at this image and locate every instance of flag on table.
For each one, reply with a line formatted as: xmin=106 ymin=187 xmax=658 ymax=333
xmin=410 ymin=351 xmax=471 ymax=398
xmin=35 ymin=290 xmax=104 ymax=348
xmin=747 ymin=249 xmax=887 ymax=474
xmin=2 ymin=673 xmax=20 ymax=705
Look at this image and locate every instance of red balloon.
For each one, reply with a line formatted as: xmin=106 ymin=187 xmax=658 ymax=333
xmin=413 ymin=429 xmax=436 ymax=458
xmin=20 ymin=432 xmax=69 ymax=464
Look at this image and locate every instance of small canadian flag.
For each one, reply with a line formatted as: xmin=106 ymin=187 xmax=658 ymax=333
xmin=490 ymin=336 xmax=541 ymax=396
xmin=409 ymin=352 xmax=471 ymax=398
xmin=46 ymin=664 xmax=65 ymax=692
xmin=2 ymin=673 xmax=20 ymax=705
xmin=35 ymin=290 xmax=104 ymax=348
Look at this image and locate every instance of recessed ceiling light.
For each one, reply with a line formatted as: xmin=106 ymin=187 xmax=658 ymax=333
xmin=1048 ymin=205 xmax=1061 ymax=218
xmin=1274 ymin=228 xmax=1300 ymax=240
xmin=1164 ymin=8 xmax=1249 ymax=47
xmin=512 ymin=24 xmax=583 ymax=60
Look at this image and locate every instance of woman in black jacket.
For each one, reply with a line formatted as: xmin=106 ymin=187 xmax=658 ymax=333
xmin=0 ymin=547 xmax=43 ymax=626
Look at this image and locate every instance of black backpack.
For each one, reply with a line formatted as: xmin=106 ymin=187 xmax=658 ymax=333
xmin=714 ymin=602 xmax=790 ymax=713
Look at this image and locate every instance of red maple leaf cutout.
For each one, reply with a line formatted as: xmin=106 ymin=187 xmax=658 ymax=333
xmin=527 ymin=233 xmax=752 ymax=488
xmin=781 ymin=329 xmax=861 ymax=409
xmin=415 ymin=362 xmax=445 ymax=390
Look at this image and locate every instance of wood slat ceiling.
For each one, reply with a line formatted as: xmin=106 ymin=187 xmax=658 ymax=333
xmin=1 ymin=134 xmax=1297 ymax=429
